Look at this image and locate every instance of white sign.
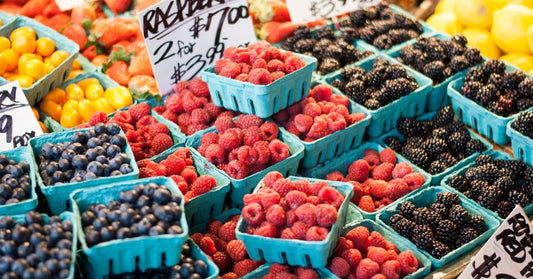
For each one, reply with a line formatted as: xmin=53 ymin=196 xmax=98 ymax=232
xmin=0 ymin=82 xmax=43 ymax=151
xmin=55 ymin=0 xmax=86 ymax=11
xmin=460 ymin=205 xmax=533 ymax=279
xmin=138 ymin=0 xmax=257 ymax=96
xmin=286 ymin=0 xmax=381 ymax=24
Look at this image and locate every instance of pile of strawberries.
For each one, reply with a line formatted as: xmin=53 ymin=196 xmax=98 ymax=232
xmin=259 ymin=263 xmax=322 ymax=279
xmin=241 ymin=171 xmax=345 ymax=241
xmin=214 ymin=41 xmax=306 ymax=85
xmin=81 ymin=102 xmax=174 ymax=160
xmin=191 ymin=213 xmax=262 ymax=279
xmin=154 ymin=78 xmax=237 ymax=136
xmin=273 ymin=84 xmax=367 ymax=141
xmin=328 ymin=226 xmax=420 ymax=279
xmin=325 ymin=148 xmax=425 ymax=213
xmin=137 ymin=147 xmax=218 ymax=203
xmin=197 ymin=114 xmax=291 ymax=179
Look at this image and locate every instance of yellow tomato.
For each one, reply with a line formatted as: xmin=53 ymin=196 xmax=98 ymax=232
xmin=104 ymin=86 xmax=133 ymax=110
xmin=0 ymin=55 xmax=7 ymax=76
xmin=8 ymin=74 xmax=34 ymax=88
xmin=93 ymin=97 xmax=114 ymax=114
xmin=10 ymin=27 xmax=36 ymax=42
xmin=36 ymin=37 xmax=55 ymax=57
xmin=50 ymin=50 xmax=69 ymax=67
xmin=77 ymin=78 xmax=99 ymax=91
xmin=71 ymin=59 xmax=81 ymax=70
xmin=18 ymin=53 xmax=42 ymax=75
xmin=63 ymin=99 xmax=79 ymax=112
xmin=1 ymin=49 xmax=19 ymax=72
xmin=43 ymin=88 xmax=66 ymax=105
xmin=38 ymin=121 xmax=48 ymax=133
xmin=31 ymin=107 xmax=40 ymax=120
xmin=43 ymin=59 xmax=55 ymax=74
xmin=60 ymin=106 xmax=82 ymax=128
xmin=39 ymin=99 xmax=62 ymax=121
xmin=0 ymin=37 xmax=10 ymax=53
xmin=24 ymin=59 xmax=45 ymax=80
xmin=85 ymin=83 xmax=104 ymax=101
xmin=78 ymin=99 xmax=96 ymax=122
xmin=65 ymin=84 xmax=84 ymax=101
xmin=11 ymin=33 xmax=36 ymax=54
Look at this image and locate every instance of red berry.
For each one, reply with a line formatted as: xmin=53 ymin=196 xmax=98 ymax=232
xmin=347 ymin=159 xmax=370 ymax=182
xmin=398 ymin=250 xmax=419 ymax=275
xmin=235 ymin=114 xmax=264 ymax=129
xmin=248 ymin=68 xmax=272 ymax=85
xmin=89 ymin=111 xmax=108 ymax=126
xmin=356 ymin=259 xmax=380 ymax=279
xmin=226 ymin=160 xmax=249 ymax=179
xmin=295 ymin=203 xmax=317 ymax=226
xmin=311 ymin=84 xmax=333 ymax=101
xmin=381 ymin=260 xmax=401 ymax=279
xmin=345 ymin=226 xmax=369 ymax=250
xmin=392 ymin=162 xmax=412 ymax=179
xmin=294 ymin=114 xmax=314 ymax=134
xmin=226 ymin=240 xmax=248 ymax=261
xmin=372 ymin=163 xmax=395 ymax=181
xmin=199 ymin=236 xmax=216 ymax=255
xmin=191 ymin=175 xmax=217 ymax=196
xmin=315 ymin=204 xmax=338 ymax=227
xmin=269 ymin=139 xmax=290 ymax=164
xmin=260 ymin=121 xmax=279 ymax=141
xmin=128 ymin=103 xmax=150 ymax=122
xmin=266 ymin=204 xmax=286 ymax=227
xmin=263 ymin=171 xmax=282 ymax=188
xmin=205 ymin=144 xmax=226 ymax=165
xmin=234 ymin=259 xmax=260 ymax=277
xmin=242 ymin=203 xmax=265 ymax=226
xmin=305 ymin=226 xmax=329 ymax=241
xmin=329 ymin=257 xmax=351 ymax=278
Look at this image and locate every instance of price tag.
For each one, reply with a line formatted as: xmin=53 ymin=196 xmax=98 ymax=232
xmin=460 ymin=205 xmax=533 ymax=279
xmin=138 ymin=0 xmax=257 ymax=96
xmin=286 ymin=0 xmax=381 ymax=23
xmin=0 ymin=81 xmax=43 ymax=151
xmin=55 ymin=0 xmax=86 ymax=11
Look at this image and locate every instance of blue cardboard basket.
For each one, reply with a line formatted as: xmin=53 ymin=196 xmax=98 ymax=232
xmin=190 ymin=208 xmax=241 ymax=234
xmin=151 ymin=146 xmax=230 ymax=228
xmin=186 ymin=122 xmax=305 ymax=208
xmin=0 ymin=17 xmax=79 ymax=106
xmin=376 ymin=186 xmax=501 ymax=268
xmin=345 ymin=203 xmax=364 ymax=224
xmin=241 ymin=263 xmax=338 ymax=279
xmin=341 ymin=219 xmax=432 ymax=278
xmin=507 ymin=112 xmax=533 ymax=166
xmin=0 ymin=11 xmax=13 ymax=26
xmin=187 ymin=239 xmax=220 ymax=279
xmin=325 ymin=54 xmax=432 ymax=139
xmin=235 ymin=176 xmax=353 ymax=268
xmin=202 ymin=53 xmax=317 ymax=118
xmin=29 ymin=126 xmax=139 ymax=214
xmin=0 ymin=147 xmax=38 ymax=216
xmin=377 ymin=111 xmax=493 ymax=184
xmin=447 ymin=61 xmax=532 ymax=145
xmin=77 ymin=55 xmax=97 ymax=72
xmin=304 ymin=142 xmax=431 ymax=220
xmin=70 ymin=177 xmax=189 ymax=278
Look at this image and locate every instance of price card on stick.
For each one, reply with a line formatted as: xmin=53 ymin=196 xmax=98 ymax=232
xmin=459 ymin=205 xmax=533 ymax=279
xmin=138 ymin=0 xmax=257 ymax=96
xmin=55 ymin=0 xmax=86 ymax=11
xmin=286 ymin=0 xmax=381 ymax=24
xmin=0 ymin=81 xmax=43 ymax=151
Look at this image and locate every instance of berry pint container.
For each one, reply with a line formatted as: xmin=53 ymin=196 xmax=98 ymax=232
xmin=507 ymin=110 xmax=533 ymax=166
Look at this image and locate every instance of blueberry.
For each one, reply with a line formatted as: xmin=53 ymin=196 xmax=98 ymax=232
xmin=19 ymin=182 xmax=31 ymax=196
xmin=1 ymin=240 xmax=16 ymax=257
xmin=50 ymin=227 xmax=64 ymax=244
xmin=22 ymin=268 xmax=35 ymax=279
xmin=111 ymin=221 xmax=121 ymax=230
xmin=28 ymin=223 xmax=44 ymax=233
xmin=86 ymin=161 xmax=104 ymax=176
xmin=81 ymin=211 xmax=96 ymax=226
xmin=107 ymin=123 xmax=121 ymax=135
xmin=143 ymin=184 xmax=158 ymax=196
xmin=136 ymin=195 xmax=152 ymax=208
xmin=93 ymin=217 xmax=108 ymax=231
xmin=45 ymin=258 xmax=60 ymax=274
xmin=0 ymin=197 xmax=5 ymax=205
xmin=100 ymin=226 xmax=115 ymax=242
xmin=154 ymin=205 xmax=175 ymax=222
xmin=153 ymin=189 xmax=172 ymax=205
xmin=49 ymin=216 xmax=61 ymax=226
xmin=65 ymin=170 xmax=74 ymax=180
xmin=34 ymin=267 xmax=51 ymax=279
xmin=115 ymin=153 xmax=130 ymax=164
xmin=26 ymin=254 xmax=38 ymax=268
xmin=110 ymin=134 xmax=127 ymax=147
xmin=148 ymin=226 xmax=165 ymax=236
xmin=119 ymin=190 xmax=139 ymax=204
xmin=94 ymin=123 xmax=107 ymax=134
xmin=55 ymin=239 xmax=72 ymax=251
xmin=108 ymin=201 xmax=120 ymax=209
xmin=0 ymin=256 xmax=13 ymax=273
xmin=116 ymin=227 xmax=132 ymax=239
xmin=60 ymin=149 xmax=76 ymax=161
xmin=17 ymin=162 xmax=29 ymax=173
xmin=59 ymin=269 xmax=70 ymax=279
xmin=156 ymin=221 xmax=170 ymax=230
xmin=140 ymin=206 xmax=152 ymax=216
xmin=167 ymin=225 xmax=182 ymax=235
xmin=4 ymin=199 xmax=18 ymax=205
xmin=6 ymin=160 xmax=15 ymax=166
xmin=62 ymin=220 xmax=73 ymax=232
xmin=99 ymin=133 xmax=111 ymax=143
xmin=83 ymin=172 xmax=98 ymax=181
xmin=179 ymin=263 xmax=194 ymax=278
xmin=107 ymin=145 xmax=122 ymax=158
xmin=71 ymin=131 xmax=87 ymax=144
xmin=85 ymin=129 xmax=96 ymax=139
xmin=41 ymin=143 xmax=54 ymax=160
xmin=74 ymin=170 xmax=87 ymax=178
xmin=70 ymin=176 xmax=83 ymax=183
xmin=87 ymin=137 xmax=102 ymax=149
xmin=137 ymin=219 xmax=151 ymax=235
xmin=12 ymin=225 xmax=30 ymax=244
xmin=56 ymin=249 xmax=71 ymax=261
xmin=182 ymin=242 xmax=191 ymax=256
xmin=43 ymin=177 xmax=54 ymax=186
xmin=96 ymin=208 xmax=110 ymax=219
xmin=51 ymin=145 xmax=65 ymax=159
xmin=143 ymin=214 xmax=157 ymax=225
xmin=52 ymin=171 xmax=67 ymax=183
xmin=0 ymin=184 xmax=12 ymax=199
xmin=103 ymin=164 xmax=111 ymax=176
xmin=58 ymin=159 xmax=71 ymax=171
xmin=119 ymin=164 xmax=133 ymax=174
xmin=110 ymin=170 xmax=123 ymax=176
xmin=108 ymin=158 xmax=122 ymax=171
xmin=85 ymin=230 xmax=101 ymax=246
xmin=120 ymin=209 xmax=135 ymax=227
xmin=108 ymin=210 xmax=121 ymax=223
xmin=11 ymin=188 xmax=26 ymax=200
xmin=45 ymin=162 xmax=59 ymax=175
xmin=30 ymin=232 xmax=45 ymax=246
xmin=171 ymin=194 xmax=182 ymax=205
xmin=12 ymin=258 xmax=30 ymax=275
xmin=0 ymin=165 xmax=6 ymax=177
xmin=5 ymin=165 xmax=23 ymax=178
xmin=2 ymin=272 xmax=17 ymax=279
xmin=95 ymin=155 xmax=108 ymax=165
xmin=119 ymin=203 xmax=131 ymax=211
xmin=190 ymin=274 xmax=202 ymax=279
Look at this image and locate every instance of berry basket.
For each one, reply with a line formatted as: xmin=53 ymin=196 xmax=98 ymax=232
xmin=77 ymin=55 xmax=97 ymax=72
xmin=341 ymin=219 xmax=432 ymax=279
xmin=201 ymin=53 xmax=317 ymax=118
xmin=190 ymin=208 xmax=241 ymax=234
xmin=186 ymin=123 xmax=305 ymax=208
xmin=324 ymin=54 xmax=432 ymax=138
xmin=304 ymin=142 xmax=432 ymax=220
xmin=235 ymin=176 xmax=353 ymax=268
xmin=0 ymin=11 xmax=13 ymax=26
xmin=377 ymin=111 xmax=493 ymax=184
xmin=447 ymin=61 xmax=532 ymax=145
xmin=29 ymin=126 xmax=139 ymax=214
xmin=346 ymin=203 xmax=364 ymax=225
xmin=507 ymin=112 xmax=533 ymax=166
xmin=184 ymin=239 xmax=220 ymax=279
xmin=241 ymin=263 xmax=338 ymax=279
xmin=376 ymin=186 xmax=500 ymax=268
xmin=0 ymin=17 xmax=79 ymax=106
xmin=70 ymin=177 xmax=189 ymax=278
xmin=151 ymin=146 xmax=230 ymax=228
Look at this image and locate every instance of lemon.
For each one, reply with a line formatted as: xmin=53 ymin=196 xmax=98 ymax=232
xmin=528 ymin=25 xmax=533 ymax=54
xmin=462 ymin=28 xmax=501 ymax=59
xmin=491 ymin=4 xmax=533 ymax=54
xmin=435 ymin=0 xmax=456 ymax=14
xmin=427 ymin=13 xmax=462 ymax=36
xmin=500 ymin=53 xmax=533 ymax=72
xmin=454 ymin=0 xmax=505 ymax=29
xmin=508 ymin=0 xmax=533 ymax=9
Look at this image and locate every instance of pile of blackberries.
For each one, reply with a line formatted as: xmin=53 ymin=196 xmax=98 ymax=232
xmin=461 ymin=60 xmax=533 ymax=116
xmin=338 ymin=3 xmax=423 ymax=50
xmin=81 ymin=182 xmax=184 ymax=247
xmin=512 ymin=109 xmax=533 ymax=139
xmin=330 ymin=57 xmax=419 ymax=110
xmin=384 ymin=106 xmax=486 ymax=174
xmin=0 ymin=211 xmax=74 ymax=279
xmin=108 ymin=241 xmax=210 ymax=279
xmin=281 ymin=25 xmax=373 ymax=75
xmin=0 ymin=155 xmax=32 ymax=206
xmin=398 ymin=35 xmax=483 ymax=83
xmin=389 ymin=192 xmax=486 ymax=259
xmin=36 ymin=123 xmax=133 ymax=186
xmin=447 ymin=154 xmax=532 ymax=218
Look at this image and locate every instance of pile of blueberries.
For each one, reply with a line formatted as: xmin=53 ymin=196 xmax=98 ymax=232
xmin=0 ymin=155 xmax=32 ymax=206
xmin=36 ymin=123 xmax=133 ymax=186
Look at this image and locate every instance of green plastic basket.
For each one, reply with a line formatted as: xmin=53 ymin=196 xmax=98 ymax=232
xmin=507 ymin=113 xmax=533 ymax=166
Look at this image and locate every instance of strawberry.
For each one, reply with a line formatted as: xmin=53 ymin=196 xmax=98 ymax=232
xmin=92 ymin=18 xmax=137 ymax=48
xmin=82 ymin=45 xmax=97 ymax=61
xmin=105 ymin=61 xmax=131 ymax=86
xmin=128 ymin=75 xmax=159 ymax=98
xmin=128 ymin=48 xmax=154 ymax=76
xmin=62 ymin=23 xmax=88 ymax=50
xmin=91 ymin=55 xmax=109 ymax=68
xmin=124 ymin=41 xmax=146 ymax=55
xmin=43 ymin=1 xmax=61 ymax=17
xmin=71 ymin=3 xmax=97 ymax=25
xmin=20 ymin=0 xmax=50 ymax=17
xmin=47 ymin=13 xmax=71 ymax=32
xmin=260 ymin=21 xmax=298 ymax=43
xmin=105 ymin=0 xmax=132 ymax=15
xmin=268 ymin=0 xmax=291 ymax=22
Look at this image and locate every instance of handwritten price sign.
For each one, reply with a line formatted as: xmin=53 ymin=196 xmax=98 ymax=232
xmin=138 ymin=0 xmax=257 ymax=96
xmin=286 ymin=0 xmax=381 ymax=23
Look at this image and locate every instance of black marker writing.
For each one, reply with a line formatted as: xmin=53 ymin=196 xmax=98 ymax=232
xmin=471 ymin=253 xmax=501 ymax=279
xmin=13 ymin=131 xmax=35 ymax=148
xmin=0 ymin=115 xmax=13 ymax=144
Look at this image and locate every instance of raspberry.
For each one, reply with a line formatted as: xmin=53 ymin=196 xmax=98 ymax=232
xmin=364 ymin=154 xmax=381 ymax=169
xmin=199 ymin=236 xmax=217 ymax=255
xmin=218 ymin=132 xmax=241 ymax=152
xmin=187 ymin=124 xmax=209 ymax=135
xmin=370 ymin=274 xmax=387 ymax=279
xmin=315 ymin=204 xmax=338 ymax=227
xmin=263 ymin=171 xmax=283 ymax=188
xmin=218 ymin=221 xmax=237 ymax=242
xmin=225 ymin=240 xmax=247 ymax=261
xmin=326 ymin=171 xmax=345 ymax=181
xmin=367 ymin=231 xmax=387 ymax=249
xmin=302 ymin=103 xmax=322 ymax=118
xmin=207 ymin=220 xmax=223 ymax=235
xmin=326 ymin=112 xmax=347 ymax=132
xmin=380 ymin=148 xmax=397 ymax=165
xmin=293 ymin=180 xmax=310 ymax=195
xmin=306 ymin=226 xmax=329 ymax=241
xmin=243 ymin=193 xmax=261 ymax=206
xmin=205 ymin=144 xmax=226 ymax=165
xmin=392 ymin=162 xmax=412 ymax=179
xmin=269 ymin=263 xmax=291 ymax=274
xmin=231 ymin=49 xmax=252 ymax=63
xmin=180 ymin=166 xmax=198 ymax=185
xmin=295 ymin=203 xmax=317 ymax=226
xmin=368 ymin=179 xmax=387 ymax=199
xmin=284 ymin=55 xmax=305 ymax=73
xmin=329 ymin=257 xmax=351 ymax=277
xmin=358 ymin=195 xmax=375 ymax=212
xmin=347 ymin=159 xmax=370 ymax=182
xmin=128 ymin=103 xmax=150 ymax=122
xmin=260 ymin=188 xmax=281 ymax=209
xmin=346 ymin=226 xmax=369 ymax=250
xmin=372 ymin=163 xmax=395 ymax=181
xmin=269 ymin=139 xmax=290 ymax=163
xmin=191 ymin=175 xmax=217 ymax=196
xmin=242 ymin=203 xmax=265 ymax=226
xmin=241 ymin=126 xmax=265 ymax=146
xmin=291 ymin=221 xmax=310 ymax=240
xmin=161 ymin=156 xmax=185 ymax=175
xmin=113 ymin=110 xmax=133 ymax=124
xmin=203 ymin=102 xmax=224 ymax=119
xmin=311 ymin=84 xmax=333 ymax=101
xmin=333 ymin=237 xmax=354 ymax=257
xmin=190 ymin=108 xmax=210 ymax=125
xmin=235 ymin=114 xmax=264 ymax=129
xmin=148 ymin=122 xmax=170 ymax=137
xmin=248 ymin=68 xmax=273 ymax=85
xmin=280 ymin=228 xmax=297 ymax=239
xmin=266 ymin=204 xmax=286 ymax=227
xmin=226 ymin=160 xmax=249 ymax=179
xmin=177 ymin=113 xmax=192 ymax=127
xmin=385 ymin=179 xmax=410 ymax=200
xmin=219 ymin=61 xmax=242 ymax=78
xmin=296 ymin=267 xmax=319 ymax=279
xmin=285 ymin=191 xmax=307 ymax=209
xmin=398 ymin=250 xmax=419 ymax=275
xmin=252 ymin=58 xmax=267 ymax=69
xmin=191 ymin=232 xmax=203 ymax=244
xmin=318 ymin=101 xmax=335 ymax=114
xmin=356 ymin=259 xmax=380 ymax=279
xmin=215 ymin=116 xmax=235 ymax=133
xmin=205 ymin=233 xmax=226 ymax=252
xmin=403 ymin=173 xmax=425 ymax=190
xmin=212 ymin=251 xmax=231 ymax=271
xmin=381 ymin=260 xmax=401 ymax=279
xmin=330 ymin=94 xmax=350 ymax=107
xmin=260 ymin=122 xmax=279 ymax=141
xmin=89 ymin=111 xmax=108 ymax=126
xmin=188 ymin=78 xmax=210 ymax=97
xmin=149 ymin=133 xmax=173 ymax=155
xmin=347 ymin=112 xmax=367 ymax=125
xmin=237 ymin=146 xmax=259 ymax=166
xmin=318 ymin=186 xmax=344 ymax=209
xmin=164 ymin=94 xmax=184 ymax=114
xmin=294 ymin=114 xmax=314 ymax=133
xmin=386 ymin=242 xmax=399 ymax=254
xmin=254 ymin=142 xmax=271 ymax=164
xmin=272 ymin=178 xmax=296 ymax=196
xmin=254 ymin=221 xmax=278 ymax=237
xmin=200 ymin=132 xmax=219 ymax=146
xmin=367 ymin=246 xmax=390 ymax=264
xmin=342 ymin=249 xmax=362 ymax=269
xmin=285 ymin=209 xmax=297 ymax=226
xmin=136 ymin=115 xmax=156 ymax=129
xmin=222 ymin=273 xmax=238 ymax=279
xmin=139 ymin=167 xmax=157 ymax=178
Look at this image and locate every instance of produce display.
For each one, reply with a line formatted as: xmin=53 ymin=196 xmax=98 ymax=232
xmin=0 ymin=154 xmax=31 ymax=206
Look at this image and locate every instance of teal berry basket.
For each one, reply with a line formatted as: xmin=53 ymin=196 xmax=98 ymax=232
xmin=235 ymin=176 xmax=353 ymax=268
xmin=186 ymin=123 xmax=305 ymax=208
xmin=303 ymin=142 xmax=431 ymax=220
xmin=151 ymin=146 xmax=230 ymax=229
xmin=0 ymin=11 xmax=14 ymax=26
xmin=187 ymin=239 xmax=220 ymax=279
xmin=201 ymin=53 xmax=317 ymax=118
xmin=77 ymin=55 xmax=97 ymax=72
xmin=345 ymin=203 xmax=364 ymax=225
xmin=190 ymin=208 xmax=241 ymax=234
xmin=440 ymin=150 xmax=532 ymax=220
xmin=0 ymin=146 xmax=38 ymax=216
xmin=29 ymin=126 xmax=139 ymax=214
xmin=507 ymin=112 xmax=533 ymax=165
xmin=241 ymin=263 xmax=338 ymax=279
xmin=447 ymin=61 xmax=533 ymax=145
xmin=0 ymin=17 xmax=79 ymax=106
xmin=341 ymin=219 xmax=432 ymax=278
xmin=70 ymin=177 xmax=189 ymax=278
xmin=325 ymin=54 xmax=432 ymax=139
xmin=376 ymin=186 xmax=501 ymax=269
xmin=377 ymin=111 xmax=493 ymax=184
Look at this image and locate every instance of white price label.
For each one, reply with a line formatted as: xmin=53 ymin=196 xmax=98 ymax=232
xmin=286 ymin=0 xmax=381 ymax=23
xmin=55 ymin=0 xmax=86 ymax=11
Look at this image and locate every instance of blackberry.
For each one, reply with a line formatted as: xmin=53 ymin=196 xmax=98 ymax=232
xmin=291 ymin=26 xmax=311 ymax=40
xmin=451 ymin=34 xmax=468 ymax=46
xmin=518 ymin=77 xmax=533 ymax=98
xmin=318 ymin=58 xmax=341 ymax=74
xmin=503 ymin=70 xmax=525 ymax=90
xmin=508 ymin=190 xmax=531 ymax=207
xmin=398 ymin=201 xmax=416 ymax=218
xmin=385 ymin=64 xmax=407 ymax=79
xmin=432 ymin=127 xmax=450 ymax=139
xmin=481 ymin=59 xmax=506 ymax=75
xmin=338 ymin=17 xmax=353 ymax=28
xmin=488 ymin=73 xmax=504 ymax=90
xmin=429 ymin=161 xmax=448 ymax=175
xmin=314 ymin=26 xmax=336 ymax=40
xmin=526 ymin=167 xmax=533 ymax=185
xmin=423 ymin=61 xmax=446 ymax=83
xmin=373 ymin=34 xmax=393 ymax=49
xmin=497 ymin=95 xmax=514 ymax=116
xmin=477 ymin=186 xmax=501 ymax=211
xmin=384 ymin=77 xmax=417 ymax=99
xmin=349 ymin=10 xmax=367 ymax=26
xmin=442 ymin=40 xmax=464 ymax=57
xmin=389 ymin=29 xmax=419 ymax=45
xmin=459 ymin=227 xmax=479 ymax=245
xmin=430 ymin=240 xmax=451 ymax=259
xmin=466 ymin=164 xmax=499 ymax=183
xmin=470 ymin=215 xmax=486 ymax=235
xmin=323 ymin=45 xmax=343 ymax=60
xmin=360 ymin=26 xmax=378 ymax=42
xmin=449 ymin=56 xmax=470 ymax=73
xmin=496 ymin=201 xmax=513 ymax=218
xmin=495 ymin=159 xmax=526 ymax=180
xmin=424 ymin=137 xmax=449 ymax=158
xmin=384 ymin=136 xmax=403 ymax=151
xmin=464 ymin=48 xmax=483 ymax=65
xmin=340 ymin=27 xmax=359 ymax=42
xmin=493 ymin=176 xmax=515 ymax=194
xmin=397 ymin=118 xmax=421 ymax=137
xmin=365 ymin=67 xmax=387 ymax=87
xmin=513 ymin=111 xmax=533 ymax=138
xmin=449 ymin=204 xmax=471 ymax=227
xmin=341 ymin=66 xmax=366 ymax=81
xmin=475 ymin=85 xmax=498 ymax=107
xmin=313 ymin=38 xmax=333 ymax=54
xmin=465 ymin=67 xmax=486 ymax=83
xmin=447 ymin=131 xmax=469 ymax=153
xmin=293 ymin=39 xmax=315 ymax=53
xmin=465 ymin=139 xmax=486 ymax=155
xmin=435 ymin=192 xmax=461 ymax=208
xmin=436 ymin=153 xmax=458 ymax=168
xmin=435 ymin=219 xmax=459 ymax=246
xmin=447 ymin=175 xmax=469 ymax=192
xmin=429 ymin=202 xmax=449 ymax=218
xmin=399 ymin=46 xmax=425 ymax=65
xmin=419 ymin=121 xmax=435 ymax=137
xmin=411 ymin=224 xmax=434 ymax=251
xmin=389 ymin=213 xmax=404 ymax=226
xmin=488 ymin=101 xmax=507 ymax=116
xmin=404 ymin=136 xmax=425 ymax=148
xmin=402 ymin=147 xmax=430 ymax=170
xmin=393 ymin=218 xmax=416 ymax=239
xmin=330 ymin=79 xmax=346 ymax=90
xmin=474 ymin=154 xmax=494 ymax=167
xmin=433 ymin=106 xmax=455 ymax=127
xmin=517 ymin=98 xmax=533 ymax=111
xmin=470 ymin=180 xmax=489 ymax=200
xmin=412 ymin=207 xmax=442 ymax=229
xmin=462 ymin=81 xmax=483 ymax=99
xmin=364 ymin=98 xmax=381 ymax=110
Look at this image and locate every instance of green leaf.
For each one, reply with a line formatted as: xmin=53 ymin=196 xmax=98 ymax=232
xmin=102 ymin=60 xmax=113 ymax=72
xmin=108 ymin=46 xmax=134 ymax=64
xmin=81 ymin=18 xmax=92 ymax=31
